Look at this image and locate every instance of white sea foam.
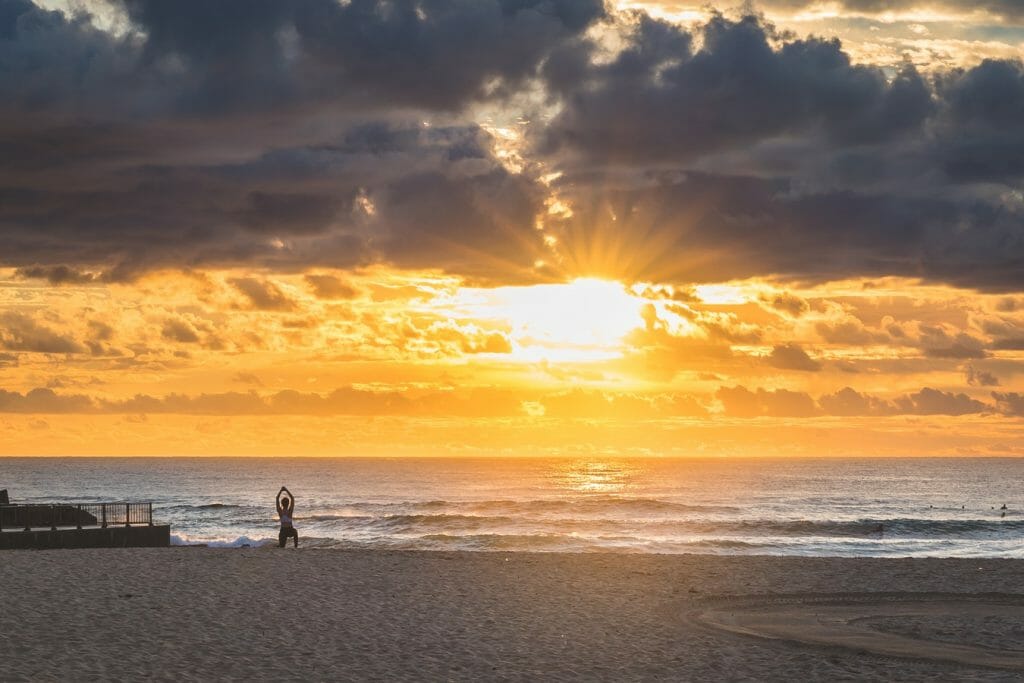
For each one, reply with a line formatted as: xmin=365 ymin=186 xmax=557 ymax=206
xmin=171 ymin=533 xmax=275 ymax=548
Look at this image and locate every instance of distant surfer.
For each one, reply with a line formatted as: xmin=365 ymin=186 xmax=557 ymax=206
xmin=1001 ymin=503 xmax=1008 ymax=510
xmin=277 ymin=486 xmax=298 ymax=548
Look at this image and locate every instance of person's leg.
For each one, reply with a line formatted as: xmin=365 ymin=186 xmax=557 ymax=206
xmin=278 ymin=528 xmax=286 ymax=548
xmin=292 ymin=528 xmax=299 ymax=548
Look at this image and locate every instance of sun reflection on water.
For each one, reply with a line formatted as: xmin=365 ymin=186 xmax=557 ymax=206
xmin=556 ymin=459 xmax=636 ymax=495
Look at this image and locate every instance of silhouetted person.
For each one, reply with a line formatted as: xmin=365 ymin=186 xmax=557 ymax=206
xmin=277 ymin=486 xmax=298 ymax=548
xmin=1001 ymin=503 xmax=1008 ymax=510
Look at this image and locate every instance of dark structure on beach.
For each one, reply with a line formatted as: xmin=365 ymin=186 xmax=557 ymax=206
xmin=0 ymin=504 xmax=98 ymax=528
xmin=0 ymin=496 xmax=170 ymax=549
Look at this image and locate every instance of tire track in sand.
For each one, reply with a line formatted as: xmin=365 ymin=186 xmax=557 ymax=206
xmin=690 ymin=593 xmax=1024 ymax=672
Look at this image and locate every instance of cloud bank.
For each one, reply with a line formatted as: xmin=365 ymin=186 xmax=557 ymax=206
xmin=0 ymin=383 xmax=1014 ymax=418
xmin=0 ymin=2 xmax=1023 ymax=291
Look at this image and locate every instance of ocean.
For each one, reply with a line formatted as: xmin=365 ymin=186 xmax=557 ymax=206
xmin=2 ymin=457 xmax=1022 ymax=557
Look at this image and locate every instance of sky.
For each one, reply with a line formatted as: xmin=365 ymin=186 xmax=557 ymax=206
xmin=2 ymin=0 xmax=1024 ymax=456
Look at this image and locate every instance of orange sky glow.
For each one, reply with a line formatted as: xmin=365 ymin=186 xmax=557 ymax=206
xmin=3 ymin=0 xmax=1024 ymax=455
xmin=4 ymin=267 xmax=1023 ymax=456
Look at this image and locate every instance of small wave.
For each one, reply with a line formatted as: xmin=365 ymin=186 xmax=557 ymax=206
xmin=170 ymin=533 xmax=344 ymax=549
xmin=170 ymin=533 xmax=275 ymax=548
xmin=304 ymin=513 xmax=376 ymax=523
xmin=308 ymin=513 xmax=693 ymax=536
xmin=463 ymin=497 xmax=741 ymax=516
xmin=293 ymin=513 xmax=1024 ymax=539
xmin=338 ymin=497 xmax=739 ymax=517
xmin=882 ymin=518 xmax=1024 ymax=537
xmin=720 ymin=518 xmax=1024 ymax=539
xmin=416 ymin=532 xmax=590 ymax=551
xmin=368 ymin=513 xmax=520 ymax=532
xmin=162 ymin=503 xmax=244 ymax=511
xmin=378 ymin=533 xmax=778 ymax=553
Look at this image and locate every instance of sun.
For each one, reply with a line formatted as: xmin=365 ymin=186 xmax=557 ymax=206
xmin=450 ymin=278 xmax=646 ymax=361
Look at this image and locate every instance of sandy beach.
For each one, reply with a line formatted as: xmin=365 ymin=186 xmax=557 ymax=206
xmin=2 ymin=549 xmax=1023 ymax=681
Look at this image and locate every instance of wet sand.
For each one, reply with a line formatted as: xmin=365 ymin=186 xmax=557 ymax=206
xmin=1 ymin=549 xmax=1022 ymax=681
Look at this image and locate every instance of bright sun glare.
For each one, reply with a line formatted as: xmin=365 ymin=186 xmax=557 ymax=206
xmin=453 ymin=278 xmax=646 ymax=361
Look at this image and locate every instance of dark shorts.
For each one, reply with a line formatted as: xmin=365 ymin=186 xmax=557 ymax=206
xmin=279 ymin=526 xmax=298 ymax=547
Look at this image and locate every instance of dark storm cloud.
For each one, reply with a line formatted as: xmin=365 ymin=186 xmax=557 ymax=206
xmin=759 ymin=0 xmax=1024 ymax=22
xmin=543 ymin=14 xmax=933 ymax=163
xmin=539 ymin=13 xmax=1024 ymax=290
xmin=285 ymin=0 xmax=604 ymax=110
xmin=0 ymin=0 xmax=604 ymax=118
xmin=548 ymin=171 xmax=989 ymax=285
xmin=4 ymin=3 xmax=1024 ymax=290
xmin=14 ymin=265 xmax=103 ymax=285
xmin=935 ymin=59 xmax=1024 ymax=182
xmin=238 ymin=192 xmax=351 ymax=235
xmin=375 ymin=169 xmax=547 ymax=275
xmin=0 ymin=1 xmax=145 ymax=116
xmin=1 ymin=121 xmax=544 ymax=279
xmin=0 ymin=0 xmax=601 ymax=280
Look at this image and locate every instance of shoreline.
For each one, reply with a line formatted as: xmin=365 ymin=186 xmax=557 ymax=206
xmin=2 ymin=549 xmax=1022 ymax=680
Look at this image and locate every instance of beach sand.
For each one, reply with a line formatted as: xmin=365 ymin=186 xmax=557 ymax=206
xmin=2 ymin=549 xmax=1022 ymax=681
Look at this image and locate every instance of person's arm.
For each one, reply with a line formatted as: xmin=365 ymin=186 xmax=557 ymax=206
xmin=282 ymin=487 xmax=294 ymax=510
xmin=276 ymin=487 xmax=284 ymax=514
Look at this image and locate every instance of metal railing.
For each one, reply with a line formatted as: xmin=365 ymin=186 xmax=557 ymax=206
xmin=0 ymin=502 xmax=153 ymax=532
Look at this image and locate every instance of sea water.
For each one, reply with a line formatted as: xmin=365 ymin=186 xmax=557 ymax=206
xmin=2 ymin=457 xmax=1021 ymax=557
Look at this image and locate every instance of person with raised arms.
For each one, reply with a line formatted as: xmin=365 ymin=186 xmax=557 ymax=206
xmin=276 ymin=486 xmax=298 ymax=548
